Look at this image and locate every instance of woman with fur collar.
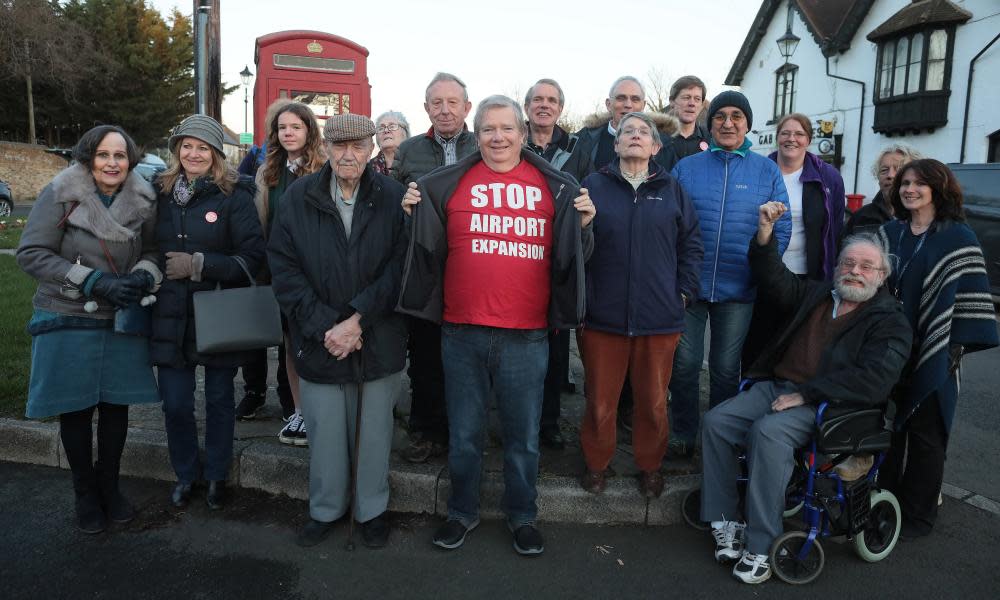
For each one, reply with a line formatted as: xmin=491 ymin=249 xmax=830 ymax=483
xmin=17 ymin=125 xmax=162 ymax=534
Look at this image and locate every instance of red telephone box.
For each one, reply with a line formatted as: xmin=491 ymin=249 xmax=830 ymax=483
xmin=252 ymin=30 xmax=371 ymax=145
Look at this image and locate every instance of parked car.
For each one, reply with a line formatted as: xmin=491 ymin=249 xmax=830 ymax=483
xmin=134 ymin=153 xmax=167 ymax=182
xmin=950 ymin=163 xmax=1000 ymax=303
xmin=0 ymin=180 xmax=12 ymax=218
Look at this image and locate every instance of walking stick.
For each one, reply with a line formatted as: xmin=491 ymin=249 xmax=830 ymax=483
xmin=345 ymin=346 xmax=365 ymax=552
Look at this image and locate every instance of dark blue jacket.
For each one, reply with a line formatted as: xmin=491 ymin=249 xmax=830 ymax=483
xmin=151 ymin=175 xmax=266 ymax=369
xmin=671 ymin=139 xmax=791 ymax=303
xmin=582 ymin=161 xmax=703 ymax=336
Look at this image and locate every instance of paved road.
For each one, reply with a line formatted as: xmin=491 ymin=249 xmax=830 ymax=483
xmin=1 ymin=462 xmax=997 ymax=599
xmin=944 ymin=343 xmax=1000 ymax=503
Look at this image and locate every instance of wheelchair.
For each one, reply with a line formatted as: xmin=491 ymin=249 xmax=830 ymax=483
xmin=681 ymin=394 xmax=902 ymax=585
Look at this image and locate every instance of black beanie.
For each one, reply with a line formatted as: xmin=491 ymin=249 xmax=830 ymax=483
xmin=707 ymin=90 xmax=753 ymax=131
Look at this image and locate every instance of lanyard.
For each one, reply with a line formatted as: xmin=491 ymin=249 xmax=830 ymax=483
xmin=893 ymin=225 xmax=929 ymax=300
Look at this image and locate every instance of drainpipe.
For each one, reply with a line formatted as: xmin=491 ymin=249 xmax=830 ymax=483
xmin=825 ymin=56 xmax=865 ymax=194
xmin=960 ymin=32 xmax=1000 ymax=164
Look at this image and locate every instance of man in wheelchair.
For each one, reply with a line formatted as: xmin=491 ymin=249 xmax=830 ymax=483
xmin=701 ymin=201 xmax=912 ymax=584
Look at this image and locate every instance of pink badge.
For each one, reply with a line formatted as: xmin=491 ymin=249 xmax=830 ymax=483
xmin=205 ymin=211 xmax=218 ymax=223
xmin=699 ymin=141 xmax=710 ymax=151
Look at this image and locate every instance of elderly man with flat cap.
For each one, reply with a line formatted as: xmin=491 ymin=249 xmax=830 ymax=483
xmin=268 ymin=113 xmax=409 ymax=549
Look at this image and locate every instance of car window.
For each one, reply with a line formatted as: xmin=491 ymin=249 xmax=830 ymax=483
xmin=952 ymin=166 xmax=1000 ymax=210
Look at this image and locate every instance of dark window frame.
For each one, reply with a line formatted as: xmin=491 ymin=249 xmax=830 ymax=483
xmin=873 ymin=26 xmax=956 ymax=103
xmin=989 ymin=129 xmax=1000 ymax=164
xmin=773 ymin=63 xmax=798 ymax=121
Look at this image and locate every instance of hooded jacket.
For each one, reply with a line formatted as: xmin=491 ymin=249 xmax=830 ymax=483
xmin=767 ymin=151 xmax=846 ymax=280
xmin=575 ymin=111 xmax=680 ymax=177
xmin=268 ymin=163 xmax=409 ymax=384
xmin=746 ymin=235 xmax=912 ymax=419
xmin=671 ymin=138 xmax=791 ymax=303
xmin=581 ymin=160 xmax=702 ymax=335
xmin=18 ymin=164 xmax=162 ymax=321
xmin=396 ymin=149 xmax=594 ymax=330
xmin=390 ymin=126 xmax=478 ymax=185
xmin=150 ymin=175 xmax=265 ymax=369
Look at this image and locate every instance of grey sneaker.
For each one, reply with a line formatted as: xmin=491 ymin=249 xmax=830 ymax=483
xmin=432 ymin=518 xmax=479 ymax=550
xmin=508 ymin=522 xmax=545 ymax=557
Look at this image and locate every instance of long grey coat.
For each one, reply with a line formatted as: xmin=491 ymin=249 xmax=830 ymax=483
xmin=17 ymin=163 xmax=162 ymax=320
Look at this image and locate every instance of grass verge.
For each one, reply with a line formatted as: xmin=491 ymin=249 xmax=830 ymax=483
xmin=0 ymin=227 xmax=23 ymax=249
xmin=0 ymin=256 xmax=33 ymax=416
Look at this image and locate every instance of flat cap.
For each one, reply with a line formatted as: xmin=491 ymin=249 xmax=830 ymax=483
xmin=168 ymin=114 xmax=225 ymax=156
xmin=323 ymin=113 xmax=375 ymax=143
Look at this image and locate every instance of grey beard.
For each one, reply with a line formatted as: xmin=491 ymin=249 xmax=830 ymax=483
xmin=834 ymin=274 xmax=878 ymax=303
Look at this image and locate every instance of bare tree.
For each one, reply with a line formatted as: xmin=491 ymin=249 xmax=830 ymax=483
xmin=646 ymin=66 xmax=674 ymax=113
xmin=0 ymin=0 xmax=103 ymax=143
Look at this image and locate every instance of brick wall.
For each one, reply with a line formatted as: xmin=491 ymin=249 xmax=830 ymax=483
xmin=0 ymin=142 xmax=70 ymax=202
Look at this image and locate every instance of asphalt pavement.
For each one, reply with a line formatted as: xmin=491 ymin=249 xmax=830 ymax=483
xmin=1 ymin=461 xmax=997 ymax=599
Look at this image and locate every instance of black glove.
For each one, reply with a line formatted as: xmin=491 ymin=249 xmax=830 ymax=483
xmin=121 ymin=270 xmax=155 ymax=292
xmin=91 ymin=274 xmax=144 ymax=308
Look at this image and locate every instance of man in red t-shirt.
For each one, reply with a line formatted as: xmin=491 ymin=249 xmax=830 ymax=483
xmin=398 ymin=95 xmax=595 ymax=557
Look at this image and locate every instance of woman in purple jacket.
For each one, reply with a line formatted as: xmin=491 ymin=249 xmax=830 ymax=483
xmin=742 ymin=113 xmax=846 ymax=370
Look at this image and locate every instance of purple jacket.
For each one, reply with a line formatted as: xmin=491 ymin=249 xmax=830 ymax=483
xmin=768 ymin=151 xmax=845 ymax=281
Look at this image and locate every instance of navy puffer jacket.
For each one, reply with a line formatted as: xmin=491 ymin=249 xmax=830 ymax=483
xmin=151 ymin=175 xmax=265 ymax=369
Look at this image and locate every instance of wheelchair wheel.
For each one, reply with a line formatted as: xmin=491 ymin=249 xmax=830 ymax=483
xmin=852 ymin=489 xmax=901 ymax=562
xmin=770 ymin=531 xmax=825 ymax=585
xmin=681 ymin=487 xmax=711 ymax=531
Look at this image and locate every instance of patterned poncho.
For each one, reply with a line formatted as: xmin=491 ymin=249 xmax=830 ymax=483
xmin=879 ymin=219 xmax=999 ymax=432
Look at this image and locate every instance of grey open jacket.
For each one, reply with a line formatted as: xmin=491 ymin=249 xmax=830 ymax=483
xmin=17 ymin=164 xmax=161 ymax=321
xmin=396 ymin=150 xmax=594 ymax=330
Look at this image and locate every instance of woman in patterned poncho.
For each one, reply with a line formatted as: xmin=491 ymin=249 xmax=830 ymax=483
xmin=878 ymin=159 xmax=999 ymax=539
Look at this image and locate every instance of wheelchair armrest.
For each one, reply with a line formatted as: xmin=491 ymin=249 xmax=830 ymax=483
xmin=816 ymin=408 xmax=892 ymax=454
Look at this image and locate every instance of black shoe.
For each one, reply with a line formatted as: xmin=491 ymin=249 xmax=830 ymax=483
xmin=899 ymin=519 xmax=932 ymax=541
xmin=206 ymin=481 xmax=226 ymax=510
xmin=235 ymin=391 xmax=266 ymax=420
xmin=97 ymin=464 xmax=135 ymax=524
xmin=362 ymin=513 xmax=390 ymax=548
xmin=297 ymin=519 xmax=335 ymax=547
xmin=432 ymin=518 xmax=479 ymax=550
xmin=403 ymin=438 xmax=447 ymax=464
xmin=666 ymin=438 xmax=695 ymax=459
xmin=539 ymin=426 xmax=566 ymax=450
xmin=508 ymin=522 xmax=545 ymax=556
xmin=75 ymin=492 xmax=107 ymax=534
xmin=170 ymin=482 xmax=193 ymax=509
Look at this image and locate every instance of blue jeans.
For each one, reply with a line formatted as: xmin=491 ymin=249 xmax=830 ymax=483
xmin=668 ymin=301 xmax=753 ymax=445
xmin=159 ymin=365 xmax=237 ymax=483
xmin=441 ymin=322 xmax=548 ymax=528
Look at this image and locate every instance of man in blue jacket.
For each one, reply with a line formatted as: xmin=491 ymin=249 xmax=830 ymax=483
xmin=668 ymin=91 xmax=791 ymax=459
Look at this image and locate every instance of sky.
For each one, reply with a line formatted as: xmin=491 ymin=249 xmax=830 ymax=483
xmin=148 ymin=0 xmax=762 ymax=136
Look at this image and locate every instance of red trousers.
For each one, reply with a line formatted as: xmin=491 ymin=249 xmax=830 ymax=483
xmin=579 ymin=329 xmax=681 ymax=473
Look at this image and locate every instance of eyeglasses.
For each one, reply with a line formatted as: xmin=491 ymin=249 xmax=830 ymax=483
xmin=712 ymin=112 xmax=746 ymax=125
xmin=620 ymin=126 xmax=653 ymax=137
xmin=777 ymin=130 xmax=809 ymax=139
xmin=838 ymin=259 xmax=884 ymax=275
xmin=376 ymin=123 xmax=402 ymax=133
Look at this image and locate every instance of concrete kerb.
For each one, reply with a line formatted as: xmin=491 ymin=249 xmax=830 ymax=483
xmin=0 ymin=417 xmax=701 ymax=525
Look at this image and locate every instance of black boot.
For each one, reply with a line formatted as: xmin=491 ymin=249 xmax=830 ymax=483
xmin=72 ymin=471 xmax=107 ymax=534
xmin=96 ymin=461 xmax=135 ymax=524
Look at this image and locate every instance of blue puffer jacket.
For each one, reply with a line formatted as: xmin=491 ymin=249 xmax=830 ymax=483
xmin=582 ymin=161 xmax=703 ymax=336
xmin=671 ymin=138 xmax=791 ymax=303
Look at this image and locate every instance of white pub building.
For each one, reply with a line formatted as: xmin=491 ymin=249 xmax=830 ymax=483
xmin=726 ymin=0 xmax=999 ymax=202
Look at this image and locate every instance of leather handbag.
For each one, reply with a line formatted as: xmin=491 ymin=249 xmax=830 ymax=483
xmin=193 ymin=256 xmax=282 ymax=353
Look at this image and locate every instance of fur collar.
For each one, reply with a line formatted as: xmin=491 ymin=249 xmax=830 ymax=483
xmin=582 ymin=110 xmax=680 ymax=137
xmin=50 ymin=163 xmax=157 ymax=242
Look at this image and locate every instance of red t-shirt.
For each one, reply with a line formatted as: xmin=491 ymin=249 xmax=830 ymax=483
xmin=443 ymin=160 xmax=555 ymax=329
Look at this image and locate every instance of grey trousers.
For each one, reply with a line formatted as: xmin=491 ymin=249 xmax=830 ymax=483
xmin=299 ymin=372 xmax=401 ymax=524
xmin=700 ymin=379 xmax=816 ymax=555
